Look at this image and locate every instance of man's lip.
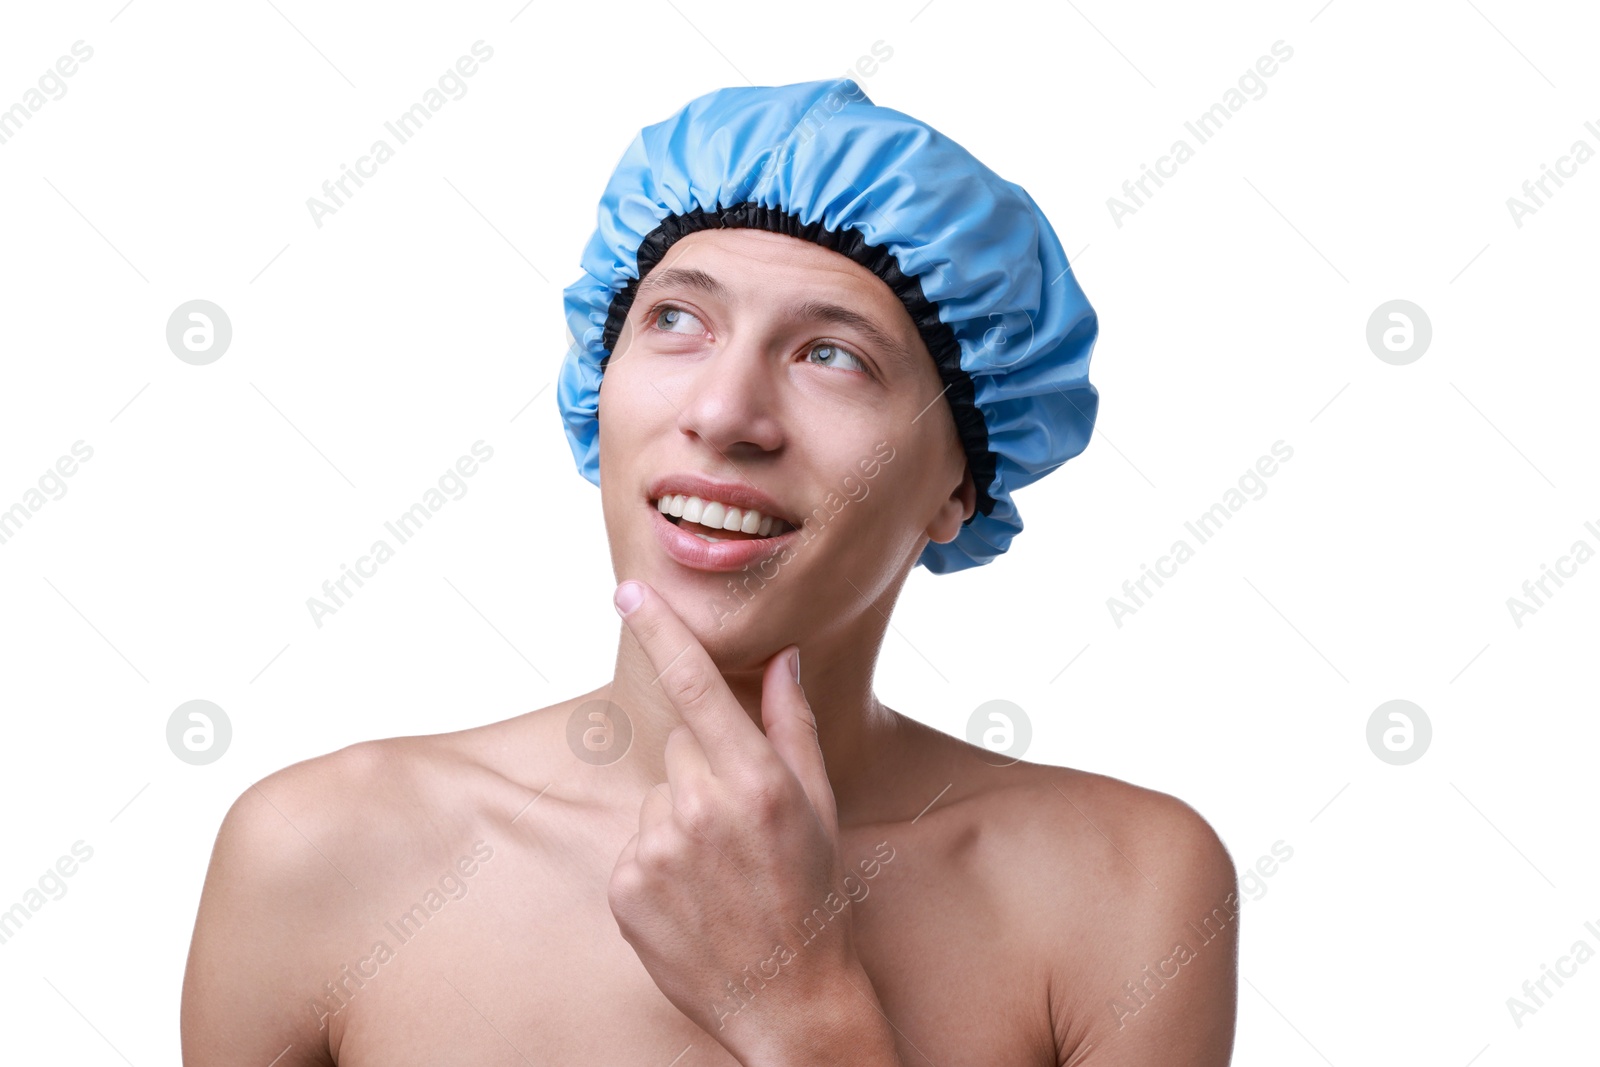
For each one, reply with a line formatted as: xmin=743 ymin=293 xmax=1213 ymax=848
xmin=647 ymin=504 xmax=802 ymax=572
xmin=645 ymin=473 xmax=798 ymax=527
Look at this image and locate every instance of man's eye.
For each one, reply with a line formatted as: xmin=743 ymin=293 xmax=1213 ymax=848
xmin=652 ymin=305 xmax=703 ymax=333
xmin=806 ymin=343 xmax=867 ymax=374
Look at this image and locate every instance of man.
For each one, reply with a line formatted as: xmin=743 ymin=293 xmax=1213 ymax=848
xmin=182 ymin=79 xmax=1238 ymax=1065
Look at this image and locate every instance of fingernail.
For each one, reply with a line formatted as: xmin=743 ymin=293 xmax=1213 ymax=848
xmin=789 ymin=646 xmax=801 ymax=683
xmin=614 ymin=580 xmax=644 ymax=616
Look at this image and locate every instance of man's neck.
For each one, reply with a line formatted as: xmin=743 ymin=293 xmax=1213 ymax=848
xmin=600 ymin=624 xmax=906 ymax=826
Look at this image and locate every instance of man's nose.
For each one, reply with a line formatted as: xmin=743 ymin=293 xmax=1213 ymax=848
xmin=675 ymin=336 xmax=784 ymax=455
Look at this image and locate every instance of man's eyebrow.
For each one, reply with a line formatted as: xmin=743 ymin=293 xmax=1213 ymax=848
xmin=635 ymin=267 xmax=730 ymax=303
xmin=634 ymin=267 xmax=918 ymax=372
xmin=791 ymin=299 xmax=918 ymax=372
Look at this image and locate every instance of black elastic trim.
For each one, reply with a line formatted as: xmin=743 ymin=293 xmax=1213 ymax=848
xmin=599 ymin=202 xmax=996 ymax=523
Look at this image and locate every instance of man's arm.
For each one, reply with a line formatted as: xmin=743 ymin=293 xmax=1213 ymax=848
xmin=181 ymin=750 xmax=372 ymax=1066
xmin=1045 ymin=774 xmax=1240 ymax=1067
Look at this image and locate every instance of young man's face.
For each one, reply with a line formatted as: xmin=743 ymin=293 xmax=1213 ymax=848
xmin=596 ymin=227 xmax=974 ymax=663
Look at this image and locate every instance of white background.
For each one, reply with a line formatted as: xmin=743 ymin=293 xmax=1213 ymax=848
xmin=1 ymin=0 xmax=1596 ymax=1062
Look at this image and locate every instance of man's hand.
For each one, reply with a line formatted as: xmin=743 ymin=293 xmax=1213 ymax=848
xmin=607 ymin=578 xmax=893 ymax=1065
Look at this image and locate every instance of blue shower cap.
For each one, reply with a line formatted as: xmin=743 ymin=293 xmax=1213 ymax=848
xmin=558 ymin=77 xmax=1098 ymax=573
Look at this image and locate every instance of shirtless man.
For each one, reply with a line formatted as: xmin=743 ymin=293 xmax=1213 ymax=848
xmin=181 ymin=81 xmax=1238 ymax=1066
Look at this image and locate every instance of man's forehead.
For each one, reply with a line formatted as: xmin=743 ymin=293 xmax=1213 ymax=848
xmin=640 ymin=230 xmax=892 ymax=307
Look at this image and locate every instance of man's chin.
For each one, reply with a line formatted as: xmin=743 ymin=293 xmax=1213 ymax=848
xmin=650 ymin=586 xmax=784 ymax=669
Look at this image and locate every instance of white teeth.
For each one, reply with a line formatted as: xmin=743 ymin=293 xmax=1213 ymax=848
xmin=652 ymin=494 xmax=793 ymax=536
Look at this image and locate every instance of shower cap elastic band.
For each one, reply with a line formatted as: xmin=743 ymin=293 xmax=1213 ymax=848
xmin=558 ymin=77 xmax=1098 ymax=573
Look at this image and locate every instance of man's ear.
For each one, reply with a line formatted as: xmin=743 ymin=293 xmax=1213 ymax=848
xmin=927 ymin=463 xmax=977 ymax=545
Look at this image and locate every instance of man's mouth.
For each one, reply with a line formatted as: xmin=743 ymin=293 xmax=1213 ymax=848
xmin=653 ymin=494 xmax=798 ymax=543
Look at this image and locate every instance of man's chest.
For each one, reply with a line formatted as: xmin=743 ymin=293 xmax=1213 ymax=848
xmin=322 ymin=830 xmax=1061 ymax=1066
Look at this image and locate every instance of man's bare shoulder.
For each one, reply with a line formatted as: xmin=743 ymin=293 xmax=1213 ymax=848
xmin=222 ymin=694 xmax=599 ymax=867
xmin=900 ymin=720 xmax=1234 ymax=895
xmin=988 ymin=762 xmax=1238 ymax=1063
xmin=894 ymin=724 xmax=1237 ymax=1064
xmin=997 ymin=762 xmax=1233 ymax=898
xmin=183 ymin=742 xmax=410 ymax=1065
xmin=182 ymin=700 xmax=588 ymax=1065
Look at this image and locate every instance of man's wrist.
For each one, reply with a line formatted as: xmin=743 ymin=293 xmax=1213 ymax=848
xmin=743 ymin=963 xmax=904 ymax=1067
